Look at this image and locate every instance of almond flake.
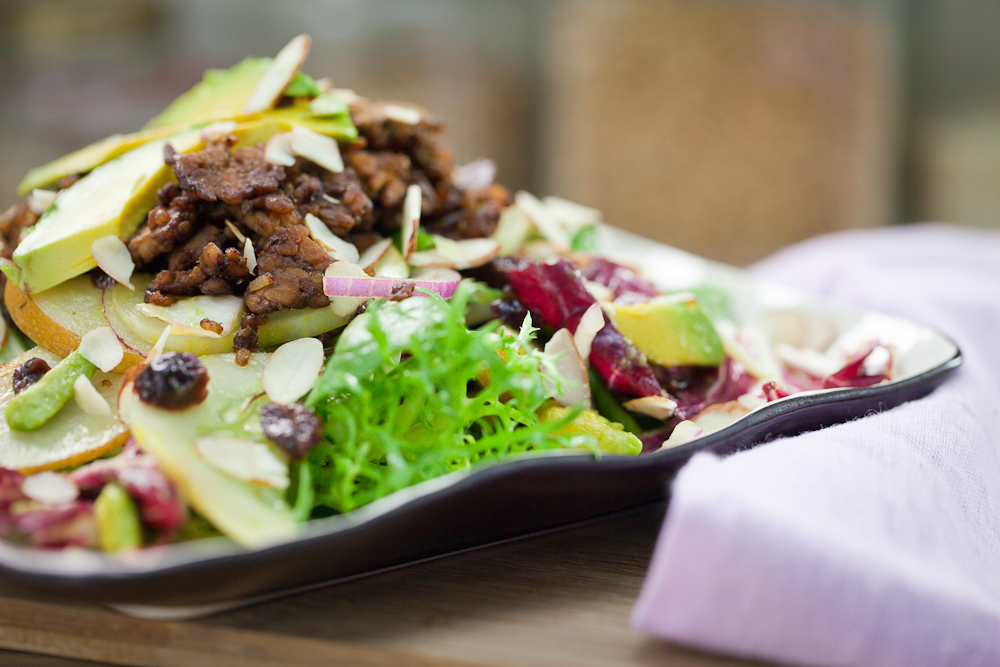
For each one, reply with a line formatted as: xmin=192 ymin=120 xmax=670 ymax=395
xmin=74 ymin=374 xmax=111 ymax=416
xmin=261 ymin=337 xmax=325 ymax=405
xmin=21 ymin=472 xmax=78 ymax=505
xmin=383 ymin=103 xmax=422 ymax=125
xmin=243 ymin=237 xmax=257 ymax=273
xmin=201 ymin=120 xmax=238 ymax=142
xmin=91 ymin=235 xmax=135 ymax=290
xmin=624 ymin=395 xmax=678 ymax=420
xmin=224 ymin=220 xmax=247 ymax=244
xmin=515 ymin=190 xmax=570 ymax=250
xmin=662 ymin=420 xmax=704 ymax=449
xmin=544 ymin=328 xmax=590 ymax=407
xmin=290 ymin=124 xmax=343 ymax=173
xmin=194 ymin=435 xmax=289 ymax=490
xmin=304 ymin=213 xmax=360 ymax=262
xmin=28 ymin=189 xmax=58 ymax=215
xmin=243 ymin=34 xmax=311 ymax=115
xmin=264 ymin=131 xmax=296 ymax=167
xmin=358 ymin=237 xmax=393 ymax=271
xmin=573 ymin=303 xmax=605 ymax=361
xmin=400 ymin=184 xmax=421 ymax=259
xmin=78 ymin=327 xmax=124 ymax=373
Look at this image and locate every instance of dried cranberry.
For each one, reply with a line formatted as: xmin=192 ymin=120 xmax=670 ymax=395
xmin=260 ymin=402 xmax=323 ymax=459
xmin=12 ymin=357 xmax=51 ymax=394
xmin=134 ymin=352 xmax=209 ymax=409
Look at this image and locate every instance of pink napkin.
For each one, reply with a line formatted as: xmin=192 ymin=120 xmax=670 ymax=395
xmin=632 ymin=223 xmax=1000 ymax=667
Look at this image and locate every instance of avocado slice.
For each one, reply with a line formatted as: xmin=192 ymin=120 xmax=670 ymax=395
xmin=4 ymin=129 xmax=203 ymax=295
xmin=610 ymin=296 xmax=725 ymax=367
xmin=144 ymin=57 xmax=271 ymax=130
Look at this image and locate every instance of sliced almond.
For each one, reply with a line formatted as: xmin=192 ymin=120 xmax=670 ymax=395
xmin=21 ymin=471 xmax=79 ymax=505
xmin=243 ymin=34 xmax=311 ymax=115
xmin=73 ymin=374 xmax=111 ymax=416
xmin=624 ymin=395 xmax=678 ymax=420
xmin=78 ymin=327 xmax=124 ymax=373
xmin=662 ymin=420 xmax=704 ymax=449
xmin=544 ymin=328 xmax=590 ymax=407
xmin=225 ymin=219 xmax=247 ymax=244
xmin=408 ymin=237 xmax=501 ymax=270
xmin=194 ymin=435 xmax=289 ymax=491
xmin=573 ymin=303 xmax=605 ymax=362
xmin=290 ymin=124 xmax=343 ymax=173
xmin=358 ymin=237 xmax=393 ymax=271
xmin=383 ymin=103 xmax=422 ymax=125
xmin=91 ymin=235 xmax=135 ymax=291
xmin=261 ymin=337 xmax=325 ymax=405
xmin=304 ymin=213 xmax=360 ymax=262
xmin=515 ymin=190 xmax=570 ymax=250
xmin=263 ymin=131 xmax=296 ymax=167
xmin=200 ymin=120 xmax=238 ymax=142
xmin=28 ymin=189 xmax=58 ymax=215
xmin=243 ymin=237 xmax=257 ymax=274
xmin=401 ymin=184 xmax=422 ymax=260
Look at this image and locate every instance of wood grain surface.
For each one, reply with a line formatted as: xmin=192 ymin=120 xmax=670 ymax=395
xmin=0 ymin=502 xmax=771 ymax=667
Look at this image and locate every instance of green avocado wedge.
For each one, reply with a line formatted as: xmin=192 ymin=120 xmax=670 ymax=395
xmin=609 ymin=295 xmax=725 ymax=367
xmin=5 ymin=129 xmax=203 ymax=295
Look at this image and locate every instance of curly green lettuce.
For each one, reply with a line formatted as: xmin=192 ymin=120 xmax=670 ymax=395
xmin=302 ymin=281 xmax=595 ymax=514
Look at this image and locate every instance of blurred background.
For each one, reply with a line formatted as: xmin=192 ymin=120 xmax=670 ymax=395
xmin=0 ymin=0 xmax=997 ymax=266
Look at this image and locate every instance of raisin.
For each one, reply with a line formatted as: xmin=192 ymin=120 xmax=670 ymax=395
xmin=134 ymin=352 xmax=209 ymax=409
xmin=260 ymin=402 xmax=323 ymax=459
xmin=12 ymin=357 xmax=51 ymax=394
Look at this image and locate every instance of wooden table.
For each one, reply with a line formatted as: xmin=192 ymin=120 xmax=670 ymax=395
xmin=0 ymin=502 xmax=770 ymax=667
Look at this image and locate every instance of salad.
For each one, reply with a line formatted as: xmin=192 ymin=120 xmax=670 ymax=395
xmin=0 ymin=36 xmax=895 ymax=552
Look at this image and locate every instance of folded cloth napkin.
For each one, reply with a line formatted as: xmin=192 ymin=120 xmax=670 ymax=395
xmin=631 ymin=223 xmax=1000 ymax=667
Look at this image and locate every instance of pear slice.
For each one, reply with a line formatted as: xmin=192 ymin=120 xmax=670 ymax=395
xmin=125 ymin=353 xmax=298 ymax=548
xmin=0 ymin=348 xmax=128 ymax=473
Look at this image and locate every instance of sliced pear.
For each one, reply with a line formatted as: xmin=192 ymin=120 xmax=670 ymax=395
xmin=0 ymin=348 xmax=128 ymax=473
xmin=6 ymin=273 xmax=348 ymax=367
xmin=126 ymin=353 xmax=298 ymax=548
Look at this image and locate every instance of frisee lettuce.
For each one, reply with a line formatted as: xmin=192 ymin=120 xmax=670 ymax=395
xmin=302 ymin=281 xmax=595 ymax=514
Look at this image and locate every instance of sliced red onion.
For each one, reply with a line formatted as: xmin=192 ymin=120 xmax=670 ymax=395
xmin=323 ymin=267 xmax=461 ymax=300
xmin=243 ymin=34 xmax=311 ymax=115
xmin=324 ymin=261 xmax=372 ymax=317
xmin=453 ymin=159 xmax=496 ymax=191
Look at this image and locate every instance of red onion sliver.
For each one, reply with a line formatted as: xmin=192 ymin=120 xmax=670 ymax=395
xmin=323 ymin=270 xmax=461 ymax=299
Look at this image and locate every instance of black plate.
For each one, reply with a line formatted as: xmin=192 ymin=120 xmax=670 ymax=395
xmin=0 ymin=229 xmax=962 ymax=611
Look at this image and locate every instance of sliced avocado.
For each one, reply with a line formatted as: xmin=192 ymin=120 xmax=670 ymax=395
xmin=126 ymin=353 xmax=298 ymax=549
xmin=5 ymin=129 xmax=203 ymax=295
xmin=538 ymin=401 xmax=642 ymax=455
xmin=144 ymin=57 xmax=271 ymax=130
xmin=94 ymin=482 xmax=144 ymax=552
xmin=5 ymin=350 xmax=96 ymax=432
xmin=610 ymin=296 xmax=725 ymax=367
xmin=18 ymin=104 xmax=356 ymax=196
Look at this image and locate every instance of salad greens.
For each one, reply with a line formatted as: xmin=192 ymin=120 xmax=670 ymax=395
xmin=302 ymin=281 xmax=596 ymax=514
